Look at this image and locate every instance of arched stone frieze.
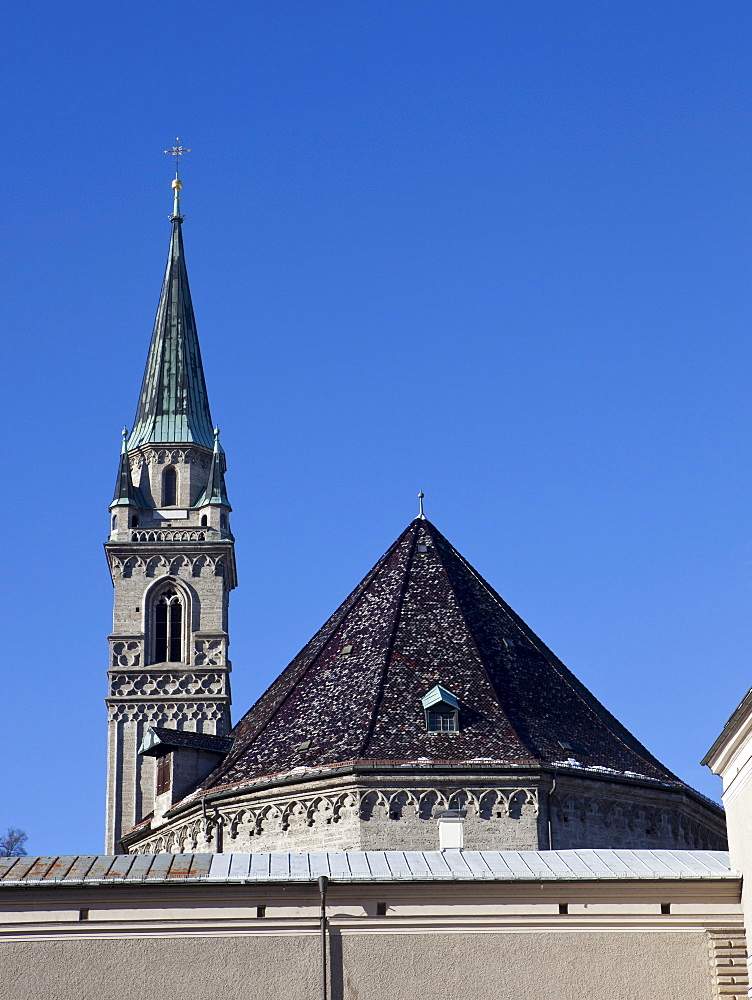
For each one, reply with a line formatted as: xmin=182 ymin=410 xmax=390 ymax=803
xmin=128 ymin=785 xmax=542 ymax=855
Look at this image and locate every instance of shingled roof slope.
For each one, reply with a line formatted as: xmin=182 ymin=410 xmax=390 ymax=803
xmin=201 ymin=518 xmax=683 ymax=792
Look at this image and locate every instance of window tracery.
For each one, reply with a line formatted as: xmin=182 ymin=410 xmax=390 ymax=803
xmin=154 ymin=587 xmax=183 ymax=662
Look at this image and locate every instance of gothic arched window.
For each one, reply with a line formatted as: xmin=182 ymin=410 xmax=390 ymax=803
xmin=163 ymin=466 xmax=177 ymax=506
xmin=154 ymin=587 xmax=183 ymax=662
xmin=200 ymin=514 xmax=208 ymax=527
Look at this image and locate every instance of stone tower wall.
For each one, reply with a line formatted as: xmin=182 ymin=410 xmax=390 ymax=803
xmin=105 ymin=444 xmax=235 ymax=853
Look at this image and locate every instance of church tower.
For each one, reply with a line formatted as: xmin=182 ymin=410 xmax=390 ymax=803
xmin=104 ymin=167 xmax=236 ymax=853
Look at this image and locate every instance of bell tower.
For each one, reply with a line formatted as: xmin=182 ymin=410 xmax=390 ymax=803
xmin=104 ymin=160 xmax=236 ymax=853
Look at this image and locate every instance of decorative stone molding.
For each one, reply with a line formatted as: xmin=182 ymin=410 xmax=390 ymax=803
xmin=109 ymin=671 xmax=225 ymax=698
xmin=127 ymin=785 xmax=539 ymax=855
xmin=706 ymin=927 xmax=749 ymax=998
xmin=194 ymin=638 xmax=225 ymax=667
xmin=358 ymin=786 xmax=538 ymax=821
xmin=130 ymin=447 xmax=211 ymax=471
xmin=106 ymin=701 xmax=226 ymax=725
xmin=553 ymin=792 xmax=726 ymax=851
xmin=109 ymin=553 xmax=225 ymax=579
xmin=132 ymin=818 xmax=215 ymax=856
xmin=131 ymin=529 xmax=207 ymax=543
xmin=111 ymin=640 xmax=142 ymax=668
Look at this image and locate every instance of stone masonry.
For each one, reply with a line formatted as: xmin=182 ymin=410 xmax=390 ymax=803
xmin=105 ymin=443 xmax=236 ymax=852
xmin=124 ymin=766 xmax=727 ymax=855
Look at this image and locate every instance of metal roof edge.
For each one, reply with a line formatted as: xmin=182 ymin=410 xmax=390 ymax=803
xmin=0 ymin=851 xmax=738 ymax=888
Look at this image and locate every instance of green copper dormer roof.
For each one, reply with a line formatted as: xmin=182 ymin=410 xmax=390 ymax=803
xmin=111 ymin=429 xmax=146 ymax=508
xmin=197 ymin=428 xmax=231 ymax=508
xmin=127 ymin=217 xmax=215 ymax=450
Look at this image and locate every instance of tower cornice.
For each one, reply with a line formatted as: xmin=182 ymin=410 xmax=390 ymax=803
xmin=104 ymin=540 xmax=238 ymax=590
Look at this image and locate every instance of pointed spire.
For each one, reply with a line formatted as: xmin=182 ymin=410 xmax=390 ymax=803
xmin=111 ymin=428 xmax=144 ymax=507
xmin=127 ymin=172 xmax=215 ymax=450
xmin=197 ymin=427 xmax=231 ymax=508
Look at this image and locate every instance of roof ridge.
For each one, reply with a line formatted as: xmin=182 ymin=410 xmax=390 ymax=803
xmin=201 ymin=523 xmax=418 ymax=785
xmin=429 ymin=521 xmax=682 ymax=784
xmin=424 ymin=520 xmax=532 ymax=760
xmin=358 ymin=522 xmax=420 ymax=757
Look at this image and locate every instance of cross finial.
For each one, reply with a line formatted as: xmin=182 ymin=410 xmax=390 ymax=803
xmin=418 ymin=491 xmax=425 ymax=519
xmin=164 ymin=138 xmax=191 ymax=218
xmin=164 ymin=138 xmax=191 ymax=177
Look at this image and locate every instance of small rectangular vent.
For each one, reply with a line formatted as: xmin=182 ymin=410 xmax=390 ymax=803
xmin=417 ymin=544 xmax=428 ymax=553
xmin=341 ymin=644 xmax=354 ymax=655
xmin=296 ymin=740 xmax=311 ymax=752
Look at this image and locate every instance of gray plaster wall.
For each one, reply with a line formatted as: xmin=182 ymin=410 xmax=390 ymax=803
xmin=0 ymin=929 xmax=718 ymax=1000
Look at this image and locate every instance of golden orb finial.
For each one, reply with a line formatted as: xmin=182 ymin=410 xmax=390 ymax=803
xmin=164 ymin=139 xmax=191 ymax=219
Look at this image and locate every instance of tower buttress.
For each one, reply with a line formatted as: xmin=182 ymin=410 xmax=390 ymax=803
xmin=104 ymin=178 xmax=235 ymax=853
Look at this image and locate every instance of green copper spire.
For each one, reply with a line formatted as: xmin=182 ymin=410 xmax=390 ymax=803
xmin=127 ymin=173 xmax=215 ymax=450
xmin=197 ymin=427 xmax=232 ymax=508
xmin=111 ymin=428 xmax=145 ymax=507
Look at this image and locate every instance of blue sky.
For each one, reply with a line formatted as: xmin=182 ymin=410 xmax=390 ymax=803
xmin=1 ymin=1 xmax=751 ymax=854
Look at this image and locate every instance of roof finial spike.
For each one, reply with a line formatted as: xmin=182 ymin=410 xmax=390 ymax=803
xmin=121 ymin=427 xmax=128 ymax=453
xmin=164 ymin=138 xmax=191 ymax=220
xmin=417 ymin=491 xmax=425 ymax=520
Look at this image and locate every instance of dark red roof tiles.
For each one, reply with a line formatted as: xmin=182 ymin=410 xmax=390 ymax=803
xmin=200 ymin=519 xmax=683 ymax=793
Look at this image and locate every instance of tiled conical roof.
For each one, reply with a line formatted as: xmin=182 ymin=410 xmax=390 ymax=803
xmin=127 ymin=218 xmax=215 ymax=449
xmin=201 ymin=518 xmax=683 ymax=793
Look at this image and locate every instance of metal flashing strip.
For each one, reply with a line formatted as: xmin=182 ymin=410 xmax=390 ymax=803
xmin=0 ymin=850 xmax=738 ymax=887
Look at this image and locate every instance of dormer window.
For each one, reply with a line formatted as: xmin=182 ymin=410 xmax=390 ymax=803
xmin=422 ymin=684 xmax=460 ymax=734
xmin=427 ymin=711 xmax=457 ymax=732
